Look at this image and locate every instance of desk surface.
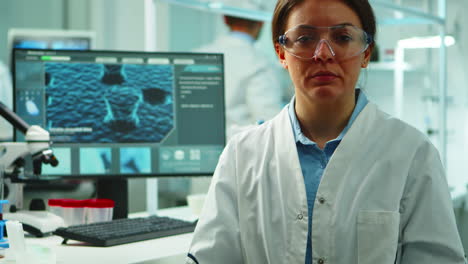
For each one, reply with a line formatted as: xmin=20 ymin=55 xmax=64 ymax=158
xmin=26 ymin=233 xmax=192 ymax=264
xmin=5 ymin=207 xmax=195 ymax=264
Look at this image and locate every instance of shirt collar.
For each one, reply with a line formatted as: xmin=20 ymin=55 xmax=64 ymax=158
xmin=288 ymin=89 xmax=368 ymax=146
xmin=230 ymin=31 xmax=255 ymax=44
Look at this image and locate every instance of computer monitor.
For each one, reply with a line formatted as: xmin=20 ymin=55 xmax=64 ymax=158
xmin=12 ymin=49 xmax=226 ymax=217
xmin=7 ymin=28 xmax=95 ymax=65
xmin=2 ymin=29 xmax=95 ymax=140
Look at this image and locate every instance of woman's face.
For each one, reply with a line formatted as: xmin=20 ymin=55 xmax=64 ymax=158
xmin=276 ymin=0 xmax=372 ymax=105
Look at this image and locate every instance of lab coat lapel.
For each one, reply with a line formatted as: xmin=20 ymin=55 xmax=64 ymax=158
xmin=271 ymin=107 xmax=307 ymax=206
xmin=271 ymin=107 xmax=309 ymax=263
xmin=322 ymin=103 xmax=377 ymax=180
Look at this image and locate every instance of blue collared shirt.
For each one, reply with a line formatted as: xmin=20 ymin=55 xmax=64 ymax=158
xmin=287 ymin=89 xmax=368 ymax=264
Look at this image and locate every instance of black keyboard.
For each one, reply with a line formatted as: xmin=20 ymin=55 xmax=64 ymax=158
xmin=53 ymin=215 xmax=197 ymax=247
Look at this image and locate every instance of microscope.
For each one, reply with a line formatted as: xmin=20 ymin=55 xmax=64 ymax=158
xmin=0 ymin=101 xmax=65 ymax=237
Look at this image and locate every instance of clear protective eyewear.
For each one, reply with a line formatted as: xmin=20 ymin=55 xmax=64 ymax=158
xmin=278 ymin=24 xmax=373 ymax=61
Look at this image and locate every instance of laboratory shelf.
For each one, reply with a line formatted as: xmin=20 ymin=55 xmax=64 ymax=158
xmin=371 ymin=0 xmax=445 ymax=25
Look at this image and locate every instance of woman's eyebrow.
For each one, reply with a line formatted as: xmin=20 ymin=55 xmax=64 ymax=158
xmin=294 ymin=22 xmax=356 ymax=29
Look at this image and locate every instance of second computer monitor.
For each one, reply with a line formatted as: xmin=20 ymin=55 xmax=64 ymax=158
xmin=13 ymin=49 xmax=225 ymax=178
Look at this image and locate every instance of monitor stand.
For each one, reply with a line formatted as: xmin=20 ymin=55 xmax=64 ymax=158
xmin=96 ymin=178 xmax=128 ymax=219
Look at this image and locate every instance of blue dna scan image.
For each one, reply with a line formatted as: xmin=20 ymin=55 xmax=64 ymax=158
xmin=80 ymin=148 xmax=112 ymax=174
xmin=45 ymin=62 xmax=174 ymax=143
xmin=120 ymin=147 xmax=152 ymax=174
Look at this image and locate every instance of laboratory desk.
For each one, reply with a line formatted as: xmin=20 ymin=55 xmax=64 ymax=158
xmin=23 ymin=233 xmax=191 ymax=264
xmin=10 ymin=207 xmax=196 ymax=264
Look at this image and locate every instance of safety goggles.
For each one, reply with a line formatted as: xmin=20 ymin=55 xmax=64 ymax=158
xmin=278 ymin=24 xmax=372 ymax=61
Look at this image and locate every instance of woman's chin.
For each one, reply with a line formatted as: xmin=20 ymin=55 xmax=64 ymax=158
xmin=309 ymin=85 xmax=341 ymax=100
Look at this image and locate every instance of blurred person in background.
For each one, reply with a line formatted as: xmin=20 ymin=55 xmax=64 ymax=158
xmin=195 ymin=12 xmax=283 ymax=138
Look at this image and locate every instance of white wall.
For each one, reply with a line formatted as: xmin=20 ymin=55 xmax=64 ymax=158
xmin=0 ymin=0 xmax=64 ymax=62
xmin=445 ymin=0 xmax=468 ymax=197
xmin=89 ymin=0 xmax=147 ymax=51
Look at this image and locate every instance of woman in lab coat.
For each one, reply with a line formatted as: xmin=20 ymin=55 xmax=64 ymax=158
xmin=186 ymin=0 xmax=466 ymax=263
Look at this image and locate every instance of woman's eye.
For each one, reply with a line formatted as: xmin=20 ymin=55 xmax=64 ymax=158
xmin=335 ymin=35 xmax=353 ymax=43
xmin=295 ymin=35 xmax=314 ymax=44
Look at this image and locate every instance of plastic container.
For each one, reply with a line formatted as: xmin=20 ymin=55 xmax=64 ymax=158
xmin=0 ymin=240 xmax=8 ymax=259
xmin=47 ymin=199 xmax=63 ymax=217
xmin=61 ymin=199 xmax=87 ymax=226
xmin=5 ymin=220 xmax=25 ymax=264
xmin=186 ymin=193 xmax=206 ymax=216
xmin=47 ymin=198 xmax=115 ymax=225
xmin=85 ymin=199 xmax=114 ymax=224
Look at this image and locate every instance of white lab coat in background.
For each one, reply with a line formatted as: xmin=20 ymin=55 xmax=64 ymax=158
xmin=195 ymin=33 xmax=283 ymax=136
xmin=186 ymin=102 xmax=466 ymax=264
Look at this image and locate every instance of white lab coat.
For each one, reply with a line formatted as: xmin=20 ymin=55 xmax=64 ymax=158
xmin=187 ymin=102 xmax=466 ymax=264
xmin=195 ymin=34 xmax=283 ymax=134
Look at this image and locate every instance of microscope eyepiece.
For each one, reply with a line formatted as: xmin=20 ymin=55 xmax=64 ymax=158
xmin=31 ymin=149 xmax=60 ymax=175
xmin=49 ymin=155 xmax=59 ymax=167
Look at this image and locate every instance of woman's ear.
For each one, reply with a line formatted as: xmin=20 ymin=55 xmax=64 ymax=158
xmin=362 ymin=44 xmax=374 ymax=68
xmin=275 ymin=43 xmax=288 ymax=69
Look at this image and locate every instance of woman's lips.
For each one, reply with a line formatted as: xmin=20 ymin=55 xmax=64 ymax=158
xmin=312 ymin=74 xmax=337 ymax=82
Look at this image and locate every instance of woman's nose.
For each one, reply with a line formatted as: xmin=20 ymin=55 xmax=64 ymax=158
xmin=313 ymin=39 xmax=336 ymax=62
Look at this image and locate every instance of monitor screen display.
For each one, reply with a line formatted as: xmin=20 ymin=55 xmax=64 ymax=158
xmin=12 ymin=36 xmax=91 ymax=50
xmin=2 ymin=29 xmax=95 ymax=141
xmin=13 ymin=49 xmax=225 ymax=178
xmin=7 ymin=29 xmax=95 ymax=65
